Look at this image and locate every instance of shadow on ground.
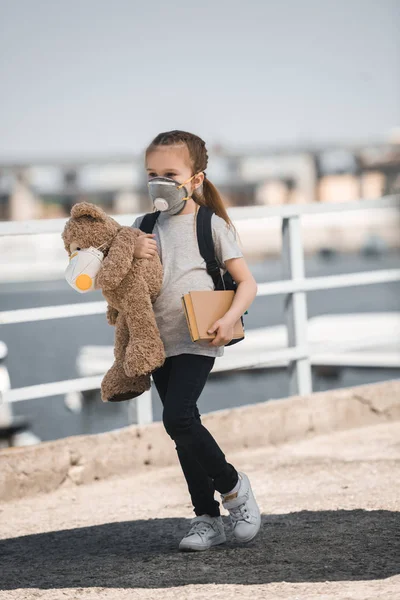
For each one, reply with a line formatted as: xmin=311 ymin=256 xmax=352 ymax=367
xmin=1 ymin=510 xmax=399 ymax=589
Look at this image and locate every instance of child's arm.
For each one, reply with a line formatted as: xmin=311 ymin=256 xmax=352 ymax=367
xmin=208 ymin=216 xmax=256 ymax=346
xmin=208 ymin=257 xmax=257 ymax=346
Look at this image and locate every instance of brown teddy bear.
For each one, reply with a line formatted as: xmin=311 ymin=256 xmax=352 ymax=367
xmin=61 ymin=202 xmax=165 ymax=402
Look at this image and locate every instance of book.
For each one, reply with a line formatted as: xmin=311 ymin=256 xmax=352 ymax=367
xmin=181 ymin=290 xmax=245 ymax=343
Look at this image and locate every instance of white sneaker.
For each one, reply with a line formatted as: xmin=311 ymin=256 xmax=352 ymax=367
xmin=221 ymin=472 xmax=261 ymax=543
xmin=179 ymin=515 xmax=226 ymax=552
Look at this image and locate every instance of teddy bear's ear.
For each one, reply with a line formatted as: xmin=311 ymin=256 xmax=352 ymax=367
xmin=70 ymin=202 xmax=107 ymax=221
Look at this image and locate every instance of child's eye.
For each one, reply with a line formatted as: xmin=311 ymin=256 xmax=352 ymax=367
xmin=148 ymin=172 xmax=177 ymax=179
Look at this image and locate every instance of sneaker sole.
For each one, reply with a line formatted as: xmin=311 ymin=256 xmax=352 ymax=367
xmin=179 ymin=533 xmax=226 ymax=552
xmin=233 ymin=519 xmax=261 ymax=543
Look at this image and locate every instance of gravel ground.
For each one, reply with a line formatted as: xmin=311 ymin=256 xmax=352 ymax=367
xmin=1 ymin=421 xmax=399 ymax=600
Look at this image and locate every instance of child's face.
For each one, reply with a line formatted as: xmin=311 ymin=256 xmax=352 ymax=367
xmin=146 ymin=145 xmax=195 ymax=191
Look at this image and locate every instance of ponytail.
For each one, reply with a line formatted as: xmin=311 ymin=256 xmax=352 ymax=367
xmin=194 ymin=177 xmax=238 ymax=237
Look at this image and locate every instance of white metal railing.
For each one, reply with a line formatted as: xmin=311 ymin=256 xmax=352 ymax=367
xmin=1 ymin=194 xmax=400 ymax=423
xmin=2 ymin=267 xmax=400 ymax=326
xmin=1 ymin=194 xmax=399 ymax=236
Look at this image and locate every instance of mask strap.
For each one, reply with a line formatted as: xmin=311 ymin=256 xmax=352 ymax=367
xmin=96 ymin=233 xmax=117 ymax=252
xmin=177 ymin=171 xmax=204 ymax=201
xmin=177 ymin=171 xmax=204 ymax=189
xmin=176 ymin=174 xmax=195 ymax=190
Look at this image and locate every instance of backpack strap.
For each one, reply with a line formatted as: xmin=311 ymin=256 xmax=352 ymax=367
xmin=138 ymin=211 xmax=160 ymax=233
xmin=138 ymin=206 xmax=223 ymax=288
xmin=196 ymin=205 xmax=223 ymax=289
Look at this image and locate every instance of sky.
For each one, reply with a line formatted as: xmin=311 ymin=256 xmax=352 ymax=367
xmin=0 ymin=0 xmax=399 ymax=162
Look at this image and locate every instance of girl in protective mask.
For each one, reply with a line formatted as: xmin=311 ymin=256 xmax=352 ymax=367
xmin=132 ymin=130 xmax=260 ymax=551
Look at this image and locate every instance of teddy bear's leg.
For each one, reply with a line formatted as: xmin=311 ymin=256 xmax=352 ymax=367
xmin=101 ymin=314 xmax=150 ymax=402
xmin=113 ymin=312 xmax=129 ymax=361
xmin=122 ymin=279 xmax=165 ymax=378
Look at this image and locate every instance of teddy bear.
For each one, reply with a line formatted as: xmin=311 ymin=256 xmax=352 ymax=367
xmin=61 ymin=202 xmax=165 ymax=402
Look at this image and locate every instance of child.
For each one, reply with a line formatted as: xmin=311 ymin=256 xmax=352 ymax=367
xmin=132 ymin=130 xmax=261 ymax=551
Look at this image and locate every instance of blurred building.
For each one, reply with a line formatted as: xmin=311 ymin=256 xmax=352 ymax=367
xmin=0 ymin=141 xmax=399 ymax=221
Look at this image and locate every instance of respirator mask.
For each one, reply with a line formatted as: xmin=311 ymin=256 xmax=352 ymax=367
xmin=148 ymin=173 xmax=202 ymax=215
xmin=65 ymin=243 xmax=106 ymax=293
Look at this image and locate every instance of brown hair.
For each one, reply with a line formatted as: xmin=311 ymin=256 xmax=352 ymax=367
xmin=145 ymin=130 xmax=236 ymax=233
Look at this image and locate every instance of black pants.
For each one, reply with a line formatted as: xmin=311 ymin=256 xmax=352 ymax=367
xmin=152 ymin=353 xmax=239 ymax=518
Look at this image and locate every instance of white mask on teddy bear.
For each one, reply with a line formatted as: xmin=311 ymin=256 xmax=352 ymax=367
xmin=65 ymin=245 xmax=105 ymax=293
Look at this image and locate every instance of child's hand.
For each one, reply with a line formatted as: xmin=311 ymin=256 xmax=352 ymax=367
xmin=134 ymin=233 xmax=158 ymax=259
xmin=207 ymin=316 xmax=235 ymax=347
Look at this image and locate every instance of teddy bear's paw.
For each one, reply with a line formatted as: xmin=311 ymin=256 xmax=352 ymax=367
xmin=101 ymin=362 xmax=150 ymax=402
xmin=102 ymin=376 xmax=150 ymax=402
xmin=123 ymin=342 xmax=165 ymax=378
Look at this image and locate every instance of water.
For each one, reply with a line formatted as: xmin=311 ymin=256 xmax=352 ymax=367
xmin=1 ymin=250 xmax=399 ymax=442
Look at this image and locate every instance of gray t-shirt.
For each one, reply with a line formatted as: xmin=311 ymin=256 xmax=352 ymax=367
xmin=132 ymin=210 xmax=243 ymax=358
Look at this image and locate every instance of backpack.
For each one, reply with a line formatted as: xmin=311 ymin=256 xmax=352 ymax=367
xmin=138 ymin=205 xmax=244 ymax=346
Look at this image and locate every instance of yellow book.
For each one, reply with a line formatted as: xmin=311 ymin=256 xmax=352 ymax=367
xmin=181 ymin=290 xmax=244 ymax=342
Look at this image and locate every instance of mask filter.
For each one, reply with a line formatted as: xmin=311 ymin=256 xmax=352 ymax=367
xmin=65 ymin=247 xmax=104 ymax=293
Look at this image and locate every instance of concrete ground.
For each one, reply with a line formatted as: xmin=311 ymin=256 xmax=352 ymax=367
xmin=1 ymin=420 xmax=399 ymax=600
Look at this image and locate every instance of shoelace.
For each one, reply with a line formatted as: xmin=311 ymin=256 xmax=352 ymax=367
xmin=228 ymin=493 xmax=251 ymax=523
xmin=186 ymin=520 xmax=214 ymax=538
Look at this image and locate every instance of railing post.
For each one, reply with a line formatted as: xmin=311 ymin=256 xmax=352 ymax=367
xmin=282 ymin=216 xmax=312 ymax=396
xmin=129 ymin=388 xmax=153 ymax=425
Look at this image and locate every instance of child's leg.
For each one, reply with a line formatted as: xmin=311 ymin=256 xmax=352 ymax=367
xmin=152 ymin=357 xmax=220 ymax=517
xmin=160 ymin=354 xmax=239 ymax=499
